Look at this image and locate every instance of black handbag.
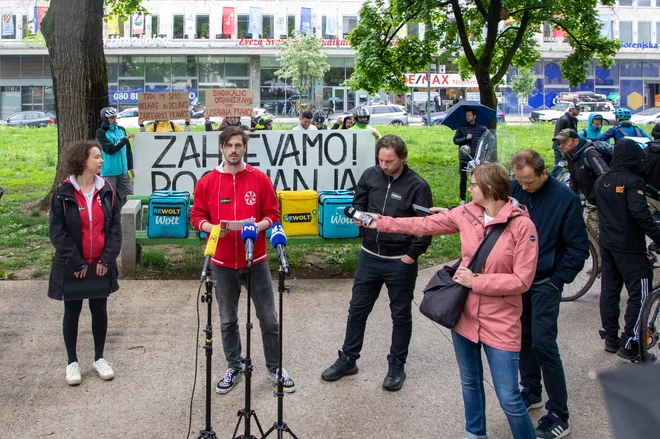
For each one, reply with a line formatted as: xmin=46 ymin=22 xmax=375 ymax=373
xmin=419 ymin=221 xmax=509 ymax=329
xmin=62 ymin=265 xmax=112 ymax=301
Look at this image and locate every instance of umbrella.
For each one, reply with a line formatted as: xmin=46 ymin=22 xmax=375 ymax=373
xmin=599 ymin=364 xmax=660 ymax=439
xmin=441 ymin=101 xmax=496 ymax=130
xmin=607 ymin=93 xmax=621 ymax=100
xmin=328 ymin=97 xmax=343 ymax=103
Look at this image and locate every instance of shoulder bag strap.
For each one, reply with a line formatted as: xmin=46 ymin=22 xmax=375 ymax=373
xmin=466 ymin=220 xmax=509 ymax=273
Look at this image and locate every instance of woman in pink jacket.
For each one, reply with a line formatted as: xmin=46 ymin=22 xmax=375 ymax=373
xmin=362 ymin=163 xmax=539 ymax=439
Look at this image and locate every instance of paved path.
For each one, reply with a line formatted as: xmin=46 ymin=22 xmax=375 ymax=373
xmin=0 ymin=267 xmax=625 ymax=439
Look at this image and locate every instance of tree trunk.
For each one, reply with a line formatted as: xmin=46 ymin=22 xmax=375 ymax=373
xmin=38 ymin=0 xmax=108 ymax=211
xmin=475 ymin=70 xmax=498 ymax=129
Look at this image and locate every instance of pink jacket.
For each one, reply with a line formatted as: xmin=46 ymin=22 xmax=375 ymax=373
xmin=378 ymin=199 xmax=538 ymax=352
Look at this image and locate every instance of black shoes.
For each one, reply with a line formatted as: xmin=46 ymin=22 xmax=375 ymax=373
xmin=605 ymin=338 xmax=620 ymax=353
xmin=382 ymin=357 xmax=406 ymax=391
xmin=617 ymin=343 xmax=640 ymax=362
xmin=321 ymin=350 xmax=359 ymax=381
xmin=520 ymin=389 xmax=543 ymax=411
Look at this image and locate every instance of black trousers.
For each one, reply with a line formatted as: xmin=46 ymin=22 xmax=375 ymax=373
xmin=459 ymin=159 xmax=469 ymax=201
xmin=599 ymin=248 xmax=652 ymax=349
xmin=63 ymin=298 xmax=108 ymax=364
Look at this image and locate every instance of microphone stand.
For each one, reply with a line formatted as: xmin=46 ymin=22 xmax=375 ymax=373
xmin=233 ymin=260 xmax=265 ymax=439
xmin=261 ymin=265 xmax=298 ymax=439
xmin=197 ymin=272 xmax=218 ymax=439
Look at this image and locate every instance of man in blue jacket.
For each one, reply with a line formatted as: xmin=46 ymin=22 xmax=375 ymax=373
xmin=599 ymin=108 xmax=651 ymax=143
xmin=510 ymin=149 xmax=590 ymax=439
xmin=96 ymin=107 xmax=134 ymax=204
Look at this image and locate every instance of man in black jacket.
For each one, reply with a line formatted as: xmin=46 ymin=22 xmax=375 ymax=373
xmin=595 ymin=138 xmax=660 ymax=361
xmin=321 ymin=134 xmax=433 ymax=391
xmin=551 ymin=103 xmax=581 ymax=177
xmin=453 ymin=108 xmax=487 ymax=203
xmin=510 ymin=150 xmax=589 ymax=439
xmin=554 ymin=128 xmax=609 ymax=205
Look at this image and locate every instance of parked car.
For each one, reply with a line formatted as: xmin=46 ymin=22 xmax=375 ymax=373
xmin=630 ymin=107 xmax=660 ymax=126
xmin=529 ymin=101 xmax=616 ymax=125
xmin=0 ymin=111 xmax=56 ymax=127
xmin=331 ymin=105 xmax=409 ymax=126
xmin=421 ymin=108 xmax=505 ymax=125
xmin=116 ymin=107 xmax=140 ymax=128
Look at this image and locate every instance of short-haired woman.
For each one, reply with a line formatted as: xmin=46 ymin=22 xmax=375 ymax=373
xmin=48 ymin=140 xmax=121 ymax=386
xmin=362 ymin=163 xmax=539 ymax=439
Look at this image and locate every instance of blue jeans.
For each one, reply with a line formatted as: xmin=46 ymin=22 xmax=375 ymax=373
xmin=213 ymin=262 xmax=279 ymax=372
xmin=342 ymin=250 xmax=418 ymax=363
xmin=452 ymin=332 xmax=535 ymax=439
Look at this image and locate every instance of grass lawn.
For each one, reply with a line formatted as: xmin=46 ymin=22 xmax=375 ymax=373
xmin=0 ymin=122 xmax=604 ymax=279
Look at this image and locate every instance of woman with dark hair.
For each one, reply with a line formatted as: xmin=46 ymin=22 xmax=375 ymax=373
xmin=330 ymin=116 xmax=355 ymax=130
xmin=360 ymin=163 xmax=539 ymax=439
xmin=48 ymin=140 xmax=121 ymax=386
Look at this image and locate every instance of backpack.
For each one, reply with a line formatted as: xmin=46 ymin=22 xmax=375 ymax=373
xmin=582 ymin=140 xmax=613 ymax=166
xmin=618 ymin=125 xmax=645 ymax=138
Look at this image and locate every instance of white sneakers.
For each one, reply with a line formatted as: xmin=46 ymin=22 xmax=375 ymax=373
xmin=66 ymin=358 xmax=115 ymax=385
xmin=66 ymin=362 xmax=82 ymax=386
xmin=92 ymin=358 xmax=115 ymax=380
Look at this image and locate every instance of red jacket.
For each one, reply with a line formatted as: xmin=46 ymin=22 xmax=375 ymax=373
xmin=67 ymin=175 xmax=107 ymax=265
xmin=191 ymin=164 xmax=280 ymax=269
xmin=378 ymin=199 xmax=539 ymax=352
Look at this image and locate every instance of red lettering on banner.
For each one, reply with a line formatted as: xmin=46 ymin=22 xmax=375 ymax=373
xmin=441 ymin=75 xmax=449 ymax=84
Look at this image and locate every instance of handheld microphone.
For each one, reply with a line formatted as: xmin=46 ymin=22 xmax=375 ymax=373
xmin=241 ymin=223 xmax=257 ymax=267
xmin=343 ymin=206 xmax=373 ymax=226
xmin=200 ymin=225 xmax=221 ymax=283
xmin=270 ymin=222 xmax=289 ymax=275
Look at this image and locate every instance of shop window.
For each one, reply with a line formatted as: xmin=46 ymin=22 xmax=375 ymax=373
xmin=342 ymin=16 xmax=357 ymax=38
xmin=237 ymin=15 xmax=249 ymax=38
xmin=619 ymin=21 xmax=633 ymax=42
xmin=638 ymin=22 xmax=652 ymax=42
xmin=262 ymin=15 xmax=273 ymax=39
xmin=173 ymin=15 xmax=184 ymax=39
xmin=197 ymin=15 xmax=209 ymax=39
xmin=287 ymin=15 xmax=295 ymax=37
xmin=407 ymin=23 xmax=420 ymax=38
xmin=145 ymin=56 xmax=172 ymax=82
xmin=619 ymin=60 xmax=643 ymax=77
xmin=151 ymin=15 xmax=159 ymax=37
xmin=618 ymin=0 xmax=632 ymax=5
xmin=120 ymin=56 xmax=145 ymax=77
xmin=172 ymin=55 xmax=197 ymax=77
xmin=107 ymin=56 xmax=119 ymax=82
xmin=639 ymin=0 xmax=651 ymax=6
xmin=600 ymin=15 xmax=613 ymax=39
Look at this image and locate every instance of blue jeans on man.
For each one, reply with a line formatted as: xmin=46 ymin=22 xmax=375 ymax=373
xmin=452 ymin=331 xmax=536 ymax=439
xmin=341 ymin=250 xmax=418 ymax=363
xmin=519 ymin=279 xmax=569 ymax=421
xmin=213 ymin=262 xmax=280 ymax=372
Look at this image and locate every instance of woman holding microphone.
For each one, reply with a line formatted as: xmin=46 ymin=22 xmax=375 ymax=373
xmin=361 ymin=163 xmax=539 ymax=439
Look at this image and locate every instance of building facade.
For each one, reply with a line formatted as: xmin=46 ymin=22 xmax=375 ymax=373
xmin=1 ymin=0 xmax=660 ymax=118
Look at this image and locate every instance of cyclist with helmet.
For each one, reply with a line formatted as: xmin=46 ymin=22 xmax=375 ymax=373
xmin=350 ymin=106 xmax=380 ymax=139
xmin=599 ymin=108 xmax=651 ymax=143
xmin=550 ymin=103 xmax=580 ymax=177
xmin=95 ymin=107 xmax=134 ymax=204
xmin=312 ymin=110 xmax=328 ymax=130
xmin=292 ymin=110 xmax=318 ymax=131
xmin=252 ymin=114 xmax=274 ymax=131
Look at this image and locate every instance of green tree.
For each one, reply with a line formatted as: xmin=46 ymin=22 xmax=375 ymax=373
xmin=275 ymin=32 xmax=330 ymax=115
xmin=510 ymin=68 xmax=535 ymax=123
xmin=38 ymin=0 xmax=146 ymax=210
xmin=347 ymin=0 xmax=620 ymax=126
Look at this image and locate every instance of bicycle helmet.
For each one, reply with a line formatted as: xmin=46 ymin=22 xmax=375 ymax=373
xmin=104 ymin=107 xmax=118 ymax=117
xmin=614 ymin=108 xmax=632 ymax=120
xmin=254 ymin=114 xmax=274 ymax=130
xmin=312 ymin=110 xmax=326 ymax=123
xmin=352 ymin=106 xmax=370 ymax=125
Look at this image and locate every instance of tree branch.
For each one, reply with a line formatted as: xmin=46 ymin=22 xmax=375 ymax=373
xmin=473 ymin=0 xmax=489 ymax=20
xmin=508 ymin=5 xmax=547 ymax=16
xmin=549 ymin=19 xmax=594 ymax=51
xmin=450 ymin=0 xmax=478 ymax=67
xmin=494 ymin=24 xmax=519 ymax=46
xmin=492 ymin=10 xmax=531 ymax=84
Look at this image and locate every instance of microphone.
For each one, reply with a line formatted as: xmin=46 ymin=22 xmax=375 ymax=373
xmin=270 ymin=222 xmax=289 ymax=275
xmin=200 ymin=225 xmax=221 ymax=283
xmin=241 ymin=223 xmax=258 ymax=266
xmin=343 ymin=206 xmax=373 ymax=226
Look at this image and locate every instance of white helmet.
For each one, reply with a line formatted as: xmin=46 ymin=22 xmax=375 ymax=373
xmin=104 ymin=107 xmax=118 ymax=117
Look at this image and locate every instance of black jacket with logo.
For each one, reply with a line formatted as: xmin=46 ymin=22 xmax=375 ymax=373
xmin=453 ymin=123 xmax=488 ymax=161
xmin=353 ymin=165 xmax=433 ymax=260
xmin=595 ymin=139 xmax=660 ymax=253
xmin=566 ymin=138 xmax=609 ymax=205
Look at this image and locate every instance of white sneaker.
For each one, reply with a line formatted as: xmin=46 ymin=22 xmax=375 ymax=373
xmin=66 ymin=362 xmax=82 ymax=386
xmin=92 ymin=358 xmax=115 ymax=380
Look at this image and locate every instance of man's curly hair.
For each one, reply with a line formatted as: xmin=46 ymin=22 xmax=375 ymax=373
xmin=62 ymin=140 xmax=102 ymax=176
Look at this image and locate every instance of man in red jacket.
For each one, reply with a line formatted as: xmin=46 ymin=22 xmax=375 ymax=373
xmin=191 ymin=127 xmax=295 ymax=394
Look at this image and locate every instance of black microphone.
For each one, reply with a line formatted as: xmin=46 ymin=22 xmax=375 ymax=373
xmin=241 ymin=224 xmax=257 ymax=267
xmin=270 ymin=222 xmax=289 ymax=275
xmin=343 ymin=206 xmax=373 ymax=225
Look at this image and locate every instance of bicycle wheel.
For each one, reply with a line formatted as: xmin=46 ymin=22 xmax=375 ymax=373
xmin=561 ymin=239 xmax=599 ymax=301
xmin=640 ymin=289 xmax=660 ymax=364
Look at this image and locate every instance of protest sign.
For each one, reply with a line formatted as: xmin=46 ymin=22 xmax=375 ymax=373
xmin=138 ymin=92 xmax=189 ymax=121
xmin=204 ymin=89 xmax=254 ymax=117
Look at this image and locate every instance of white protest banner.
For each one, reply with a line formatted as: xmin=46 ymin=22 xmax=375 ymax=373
xmin=204 ymin=89 xmax=254 ymax=117
xmin=132 ymin=131 xmax=376 ymax=195
xmin=138 ymin=91 xmax=189 ymax=121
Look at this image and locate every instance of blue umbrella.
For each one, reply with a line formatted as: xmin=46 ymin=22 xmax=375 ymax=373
xmin=328 ymin=97 xmax=343 ymax=103
xmin=441 ymin=101 xmax=496 ymax=130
